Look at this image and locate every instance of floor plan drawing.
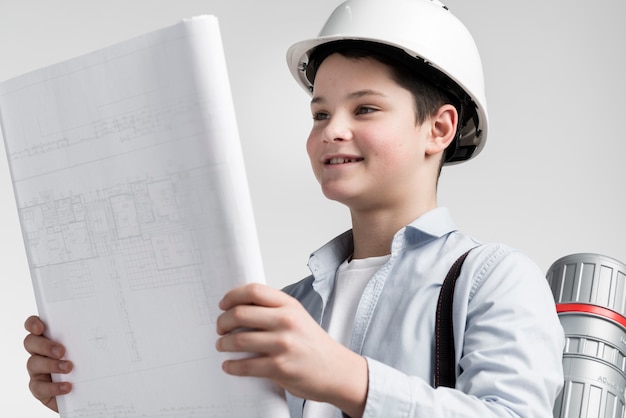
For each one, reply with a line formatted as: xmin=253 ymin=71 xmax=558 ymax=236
xmin=0 ymin=15 xmax=288 ymax=418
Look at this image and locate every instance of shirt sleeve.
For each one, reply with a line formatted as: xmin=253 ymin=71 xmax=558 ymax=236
xmin=362 ymin=245 xmax=565 ymax=418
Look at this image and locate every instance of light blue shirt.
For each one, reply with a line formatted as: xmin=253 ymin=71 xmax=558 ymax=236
xmin=284 ymin=207 xmax=564 ymax=417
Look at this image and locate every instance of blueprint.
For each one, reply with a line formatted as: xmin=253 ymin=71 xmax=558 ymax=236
xmin=0 ymin=16 xmax=289 ymax=417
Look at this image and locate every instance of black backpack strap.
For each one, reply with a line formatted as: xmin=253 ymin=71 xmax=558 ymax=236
xmin=434 ymin=248 xmax=474 ymax=388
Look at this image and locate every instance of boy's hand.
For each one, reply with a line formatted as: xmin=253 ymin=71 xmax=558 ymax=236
xmin=23 ymin=315 xmax=73 ymax=412
xmin=216 ymin=283 xmax=368 ymax=417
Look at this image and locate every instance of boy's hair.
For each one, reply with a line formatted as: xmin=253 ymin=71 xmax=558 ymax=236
xmin=307 ymin=40 xmax=470 ymax=172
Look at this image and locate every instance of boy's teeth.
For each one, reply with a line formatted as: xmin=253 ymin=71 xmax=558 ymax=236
xmin=329 ymin=158 xmax=357 ymax=164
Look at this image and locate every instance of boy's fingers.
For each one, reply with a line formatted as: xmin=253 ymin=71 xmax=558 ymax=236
xmin=216 ymin=327 xmax=280 ymax=354
xmin=24 ymin=315 xmax=45 ymax=335
xmin=24 ymin=315 xmax=65 ymax=360
xmin=26 ymin=355 xmax=72 ymax=377
xmin=29 ymin=377 xmax=70 ymax=412
xmin=219 ymin=283 xmax=291 ymax=311
xmin=221 ymin=355 xmax=273 ymax=378
xmin=216 ymin=304 xmax=280 ymax=335
xmin=23 ymin=333 xmax=65 ymax=359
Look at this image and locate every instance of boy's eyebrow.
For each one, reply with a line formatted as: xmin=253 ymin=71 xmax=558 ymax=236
xmin=311 ymin=89 xmax=387 ymax=106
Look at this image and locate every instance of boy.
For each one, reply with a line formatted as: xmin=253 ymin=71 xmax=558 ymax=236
xmin=24 ymin=0 xmax=565 ymax=417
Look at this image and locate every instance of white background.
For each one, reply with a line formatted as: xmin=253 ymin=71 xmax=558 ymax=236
xmin=1 ymin=1 xmax=624 ymax=416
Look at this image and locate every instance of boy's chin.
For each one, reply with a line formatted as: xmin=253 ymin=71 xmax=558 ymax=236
xmin=321 ymin=189 xmax=363 ymax=210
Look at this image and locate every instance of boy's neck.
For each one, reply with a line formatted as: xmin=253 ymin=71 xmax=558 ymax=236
xmin=349 ymin=201 xmax=436 ymax=260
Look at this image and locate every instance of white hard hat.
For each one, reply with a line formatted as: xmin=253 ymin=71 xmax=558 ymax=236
xmin=286 ymin=0 xmax=488 ymax=164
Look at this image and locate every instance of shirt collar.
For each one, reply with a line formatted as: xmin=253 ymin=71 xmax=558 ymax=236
xmin=307 ymin=229 xmax=354 ymax=303
xmin=308 ymin=207 xmax=457 ymax=271
xmin=307 ymin=207 xmax=457 ymax=301
xmin=403 ymin=207 xmax=457 ymax=245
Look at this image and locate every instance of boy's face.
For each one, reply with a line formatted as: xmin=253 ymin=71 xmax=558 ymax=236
xmin=307 ymin=53 xmax=435 ymax=211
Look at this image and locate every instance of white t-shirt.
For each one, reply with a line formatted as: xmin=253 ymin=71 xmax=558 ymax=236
xmin=303 ymin=254 xmax=390 ymax=418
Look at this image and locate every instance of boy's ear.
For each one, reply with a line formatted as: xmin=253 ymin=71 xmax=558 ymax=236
xmin=425 ymin=104 xmax=457 ymax=156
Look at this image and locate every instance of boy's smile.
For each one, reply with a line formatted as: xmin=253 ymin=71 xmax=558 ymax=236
xmin=325 ymin=156 xmax=364 ymax=165
xmin=306 ymin=53 xmax=434 ymax=213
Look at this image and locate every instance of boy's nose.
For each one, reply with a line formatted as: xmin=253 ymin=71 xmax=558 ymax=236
xmin=322 ymin=115 xmax=353 ymax=143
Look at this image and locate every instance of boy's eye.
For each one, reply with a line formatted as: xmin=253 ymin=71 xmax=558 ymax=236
xmin=356 ymin=106 xmax=377 ymax=115
xmin=312 ymin=111 xmax=330 ymax=121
